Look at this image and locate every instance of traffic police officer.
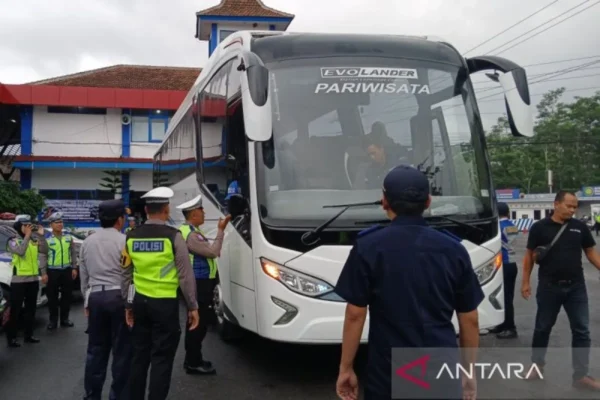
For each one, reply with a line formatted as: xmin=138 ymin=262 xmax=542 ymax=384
xmin=124 ymin=216 xmax=136 ymax=233
xmin=489 ymin=202 xmax=519 ymax=339
xmin=176 ymin=195 xmax=231 ymax=374
xmin=334 ymin=165 xmax=484 ymax=400
xmin=6 ymin=216 xmax=48 ymax=347
xmin=121 ymin=186 xmax=200 ymax=400
xmin=45 ymin=212 xmax=78 ymax=330
xmin=80 ymin=199 xmax=132 ymax=400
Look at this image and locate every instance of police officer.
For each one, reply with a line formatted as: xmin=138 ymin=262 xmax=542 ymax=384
xmin=124 ymin=216 xmax=136 ymax=233
xmin=489 ymin=202 xmax=519 ymax=339
xmin=176 ymin=195 xmax=231 ymax=374
xmin=79 ymin=199 xmax=133 ymax=400
xmin=334 ymin=165 xmax=484 ymax=400
xmin=45 ymin=212 xmax=78 ymax=330
xmin=121 ymin=187 xmax=200 ymax=400
xmin=6 ymin=216 xmax=48 ymax=347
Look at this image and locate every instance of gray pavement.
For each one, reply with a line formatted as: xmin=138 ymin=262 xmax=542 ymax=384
xmin=0 ymin=234 xmax=600 ymax=399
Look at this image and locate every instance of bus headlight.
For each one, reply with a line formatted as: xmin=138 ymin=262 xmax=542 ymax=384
xmin=261 ymin=258 xmax=336 ymax=299
xmin=474 ymin=253 xmax=502 ymax=286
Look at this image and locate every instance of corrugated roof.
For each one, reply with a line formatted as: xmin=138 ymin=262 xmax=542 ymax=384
xmin=28 ymin=65 xmax=201 ymax=91
xmin=197 ymin=0 xmax=294 ymax=18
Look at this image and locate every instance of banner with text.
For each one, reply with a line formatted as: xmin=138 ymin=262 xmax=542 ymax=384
xmin=42 ymin=200 xmax=101 ymax=222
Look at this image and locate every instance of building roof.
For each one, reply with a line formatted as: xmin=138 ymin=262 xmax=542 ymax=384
xmin=28 ymin=65 xmax=201 ymax=91
xmin=196 ymin=0 xmax=294 ymax=18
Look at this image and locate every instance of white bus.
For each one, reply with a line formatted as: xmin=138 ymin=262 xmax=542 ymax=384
xmin=153 ymin=31 xmax=534 ymax=344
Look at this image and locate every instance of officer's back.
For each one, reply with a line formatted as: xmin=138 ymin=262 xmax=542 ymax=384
xmin=335 ymin=165 xmax=483 ymax=400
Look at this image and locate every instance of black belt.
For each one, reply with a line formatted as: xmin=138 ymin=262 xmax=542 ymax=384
xmin=550 ymin=279 xmax=580 ymax=285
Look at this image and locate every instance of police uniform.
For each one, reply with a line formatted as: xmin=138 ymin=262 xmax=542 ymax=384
xmin=80 ymin=200 xmax=132 ymax=400
xmin=124 ymin=216 xmax=136 ymax=234
xmin=121 ymin=187 xmax=199 ymax=400
xmin=6 ymin=216 xmax=48 ymax=347
xmin=489 ymin=203 xmax=520 ymax=338
xmin=177 ymin=195 xmax=224 ymax=375
xmin=334 ymin=165 xmax=485 ymax=400
xmin=45 ymin=212 xmax=78 ymax=330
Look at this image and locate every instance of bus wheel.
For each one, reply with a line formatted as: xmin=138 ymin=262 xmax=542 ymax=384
xmin=212 ymin=282 xmax=243 ymax=343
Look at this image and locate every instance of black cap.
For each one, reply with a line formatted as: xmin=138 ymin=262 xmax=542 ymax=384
xmin=98 ymin=199 xmax=126 ymax=220
xmin=498 ymin=202 xmax=510 ymax=216
xmin=383 ymin=165 xmax=430 ymax=204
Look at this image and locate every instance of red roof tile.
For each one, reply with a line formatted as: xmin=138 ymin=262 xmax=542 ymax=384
xmin=28 ymin=65 xmax=201 ymax=91
xmin=197 ymin=0 xmax=294 ymax=18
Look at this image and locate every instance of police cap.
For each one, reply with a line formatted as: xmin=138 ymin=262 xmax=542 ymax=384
xmin=47 ymin=212 xmax=64 ymax=223
xmin=176 ymin=195 xmax=203 ymax=212
xmin=141 ymin=187 xmax=174 ymax=204
xmin=99 ymin=200 xmax=126 ymax=220
xmin=383 ymin=165 xmax=430 ymax=204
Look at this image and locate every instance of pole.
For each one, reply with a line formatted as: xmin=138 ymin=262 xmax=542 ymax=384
xmin=548 ymin=170 xmax=553 ymax=193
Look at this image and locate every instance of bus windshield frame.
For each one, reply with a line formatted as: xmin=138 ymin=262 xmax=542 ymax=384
xmin=254 ymin=56 xmax=494 ymax=229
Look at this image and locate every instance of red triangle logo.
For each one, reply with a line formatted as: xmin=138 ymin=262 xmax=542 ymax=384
xmin=395 ymin=354 xmax=431 ymax=389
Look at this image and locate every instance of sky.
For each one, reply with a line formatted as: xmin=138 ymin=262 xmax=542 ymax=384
xmin=0 ymin=0 xmax=599 ymax=130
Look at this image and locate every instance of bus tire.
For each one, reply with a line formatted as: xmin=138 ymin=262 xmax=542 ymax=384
xmin=213 ymin=281 xmax=243 ymax=343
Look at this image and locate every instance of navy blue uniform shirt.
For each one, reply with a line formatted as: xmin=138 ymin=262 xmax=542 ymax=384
xmin=335 ymin=216 xmax=484 ymax=397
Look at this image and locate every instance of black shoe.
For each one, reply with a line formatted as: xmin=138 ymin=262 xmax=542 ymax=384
xmin=47 ymin=322 xmax=57 ymax=330
xmin=184 ymin=361 xmax=216 ymax=375
xmin=496 ymin=329 xmax=518 ymax=339
xmin=24 ymin=336 xmax=40 ymax=343
xmin=487 ymin=325 xmax=505 ymax=334
xmin=60 ymin=320 xmax=74 ymax=327
xmin=7 ymin=339 xmax=21 ymax=348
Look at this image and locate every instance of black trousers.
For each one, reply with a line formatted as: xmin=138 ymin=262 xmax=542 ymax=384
xmin=501 ymin=261 xmax=518 ymax=330
xmin=47 ymin=268 xmax=73 ymax=323
xmin=129 ymin=293 xmax=181 ymax=400
xmin=184 ymin=278 xmax=216 ymax=366
xmin=84 ymin=289 xmax=132 ymax=400
xmin=6 ymin=281 xmax=39 ymax=342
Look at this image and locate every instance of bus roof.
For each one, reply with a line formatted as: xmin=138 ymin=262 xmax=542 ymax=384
xmin=154 ymin=30 xmax=463 ymax=158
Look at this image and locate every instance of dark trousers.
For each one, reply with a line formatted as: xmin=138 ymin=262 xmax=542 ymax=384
xmin=531 ymin=279 xmax=590 ymax=380
xmin=501 ymin=261 xmax=517 ymax=330
xmin=47 ymin=268 xmax=73 ymax=323
xmin=6 ymin=281 xmax=39 ymax=342
xmin=84 ymin=289 xmax=132 ymax=400
xmin=129 ymin=293 xmax=181 ymax=400
xmin=184 ymin=278 xmax=216 ymax=366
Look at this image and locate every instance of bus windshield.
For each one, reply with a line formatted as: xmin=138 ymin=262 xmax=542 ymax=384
xmin=255 ymin=56 xmax=493 ymax=229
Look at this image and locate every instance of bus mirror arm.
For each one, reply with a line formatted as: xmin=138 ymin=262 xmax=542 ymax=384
xmin=239 ymin=51 xmax=272 ymax=142
xmin=466 ymin=55 xmax=534 ymax=138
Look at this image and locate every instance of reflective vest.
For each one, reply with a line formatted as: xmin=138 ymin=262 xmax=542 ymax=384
xmin=11 ymin=239 xmax=39 ymax=276
xmin=125 ymin=227 xmax=134 ymax=233
xmin=126 ymin=224 xmax=179 ymax=299
xmin=178 ymin=224 xmax=217 ymax=279
xmin=47 ymin=233 xmax=73 ymax=269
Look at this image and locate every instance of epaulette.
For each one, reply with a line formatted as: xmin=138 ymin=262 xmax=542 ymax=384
xmin=357 ymin=224 xmax=385 ymax=238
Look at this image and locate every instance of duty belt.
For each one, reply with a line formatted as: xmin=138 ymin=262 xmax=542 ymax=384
xmin=90 ymin=285 xmax=121 ymax=293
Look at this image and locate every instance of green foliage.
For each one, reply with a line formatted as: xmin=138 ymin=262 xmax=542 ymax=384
xmin=487 ymin=88 xmax=600 ymax=193
xmin=0 ymin=181 xmax=46 ymax=217
xmin=99 ymin=170 xmax=123 ymax=195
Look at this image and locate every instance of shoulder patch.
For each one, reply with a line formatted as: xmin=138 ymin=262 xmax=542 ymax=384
xmin=121 ymin=248 xmax=132 ymax=269
xmin=357 ymin=224 xmax=384 ymax=238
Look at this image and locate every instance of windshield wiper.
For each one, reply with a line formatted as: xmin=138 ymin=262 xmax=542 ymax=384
xmin=301 ymin=200 xmax=381 ymax=245
xmin=356 ymin=215 xmax=484 ymax=234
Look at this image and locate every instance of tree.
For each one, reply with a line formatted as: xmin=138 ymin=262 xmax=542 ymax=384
xmin=0 ymin=182 xmax=46 ymax=216
xmin=99 ymin=170 xmax=123 ymax=197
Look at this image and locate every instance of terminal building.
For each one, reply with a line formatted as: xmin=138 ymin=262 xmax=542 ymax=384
xmin=0 ymin=0 xmax=294 ymax=228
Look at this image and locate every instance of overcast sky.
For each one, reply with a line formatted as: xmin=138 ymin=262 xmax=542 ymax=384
xmin=1 ymin=0 xmax=599 ymax=129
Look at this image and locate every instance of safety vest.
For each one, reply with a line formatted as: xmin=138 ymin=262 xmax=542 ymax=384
xmin=595 ymin=215 xmax=600 ymax=223
xmin=125 ymin=227 xmax=134 ymax=233
xmin=11 ymin=239 xmax=39 ymax=276
xmin=126 ymin=224 xmax=179 ymax=299
xmin=178 ymin=224 xmax=218 ymax=279
xmin=47 ymin=233 xmax=73 ymax=269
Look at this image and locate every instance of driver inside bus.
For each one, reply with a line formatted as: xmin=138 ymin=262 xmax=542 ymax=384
xmin=358 ymin=122 xmax=411 ymax=189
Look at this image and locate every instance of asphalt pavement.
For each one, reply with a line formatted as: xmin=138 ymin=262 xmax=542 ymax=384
xmin=1 ymin=234 xmax=600 ymax=399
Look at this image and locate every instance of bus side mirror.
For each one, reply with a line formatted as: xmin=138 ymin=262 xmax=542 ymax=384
xmin=228 ymin=194 xmax=249 ymax=218
xmin=239 ymin=52 xmax=272 ymax=142
xmin=466 ymin=55 xmax=534 ymax=138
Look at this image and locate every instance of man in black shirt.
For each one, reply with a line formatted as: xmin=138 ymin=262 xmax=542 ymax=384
xmin=334 ymin=165 xmax=483 ymax=400
xmin=522 ymin=190 xmax=600 ymax=391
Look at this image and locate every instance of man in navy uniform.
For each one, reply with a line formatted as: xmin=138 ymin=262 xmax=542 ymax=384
xmin=79 ymin=199 xmax=133 ymax=400
xmin=334 ymin=165 xmax=483 ymax=400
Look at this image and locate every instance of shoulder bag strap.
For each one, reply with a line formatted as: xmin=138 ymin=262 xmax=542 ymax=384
xmin=547 ymin=221 xmax=569 ymax=251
